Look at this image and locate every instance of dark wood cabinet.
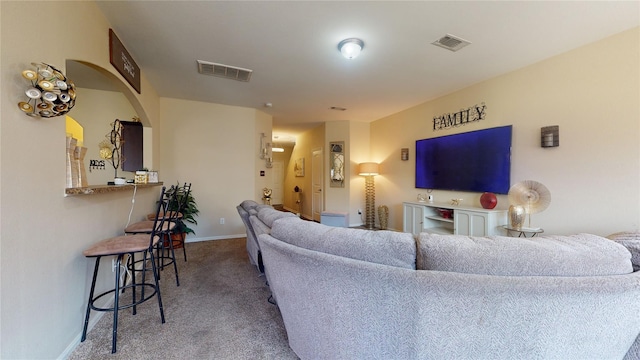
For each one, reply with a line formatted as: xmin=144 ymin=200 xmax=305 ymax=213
xmin=120 ymin=120 xmax=143 ymax=171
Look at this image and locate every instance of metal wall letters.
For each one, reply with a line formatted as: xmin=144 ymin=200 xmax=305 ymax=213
xmin=433 ymin=103 xmax=487 ymax=131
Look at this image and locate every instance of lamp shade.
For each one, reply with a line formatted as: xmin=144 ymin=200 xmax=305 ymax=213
xmin=358 ymin=162 xmax=379 ymax=176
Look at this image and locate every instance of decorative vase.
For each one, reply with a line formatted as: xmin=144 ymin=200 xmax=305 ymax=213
xmin=509 ymin=205 xmax=525 ymax=230
xmin=480 ymin=192 xmax=497 ymax=209
xmin=74 ymin=146 xmax=88 ymax=187
xmin=377 ymin=205 xmax=389 ymax=230
xmin=66 ymin=137 xmax=78 ymax=188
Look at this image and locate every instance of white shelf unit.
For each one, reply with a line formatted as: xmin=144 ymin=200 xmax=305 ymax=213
xmin=403 ymin=201 xmax=507 ymax=236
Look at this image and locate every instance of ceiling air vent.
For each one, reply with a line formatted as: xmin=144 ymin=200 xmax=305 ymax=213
xmin=431 ymin=34 xmax=471 ymax=52
xmin=197 ymin=60 xmax=253 ymax=82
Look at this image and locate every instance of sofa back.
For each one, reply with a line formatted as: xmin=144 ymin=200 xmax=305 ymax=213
xmin=258 ymin=206 xmax=296 ymax=227
xmin=270 ymin=217 xmax=416 ymax=269
xmin=417 ymin=233 xmax=633 ymax=276
xmin=258 ymin=233 xmax=640 ymax=360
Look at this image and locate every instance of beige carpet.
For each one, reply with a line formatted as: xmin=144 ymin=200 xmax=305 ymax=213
xmin=69 ymin=238 xmax=299 ymax=359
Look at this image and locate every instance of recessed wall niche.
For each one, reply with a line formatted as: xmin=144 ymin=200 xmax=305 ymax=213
xmin=65 ymin=60 xmax=152 ymax=186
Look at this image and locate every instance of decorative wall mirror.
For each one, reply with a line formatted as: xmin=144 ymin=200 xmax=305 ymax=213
xmin=330 ymin=141 xmax=345 ymax=188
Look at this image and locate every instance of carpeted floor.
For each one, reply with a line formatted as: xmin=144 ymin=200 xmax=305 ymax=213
xmin=68 ymin=238 xmax=299 ymax=359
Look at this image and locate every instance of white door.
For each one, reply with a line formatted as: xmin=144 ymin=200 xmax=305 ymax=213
xmin=312 ymin=149 xmax=323 ymax=222
xmin=271 ymin=161 xmax=284 ymax=205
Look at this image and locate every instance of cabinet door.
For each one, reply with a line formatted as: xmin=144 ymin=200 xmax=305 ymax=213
xmin=468 ymin=213 xmax=488 ymax=236
xmin=455 ymin=211 xmax=470 ymax=235
xmin=403 ymin=203 xmax=424 ymax=236
xmin=454 ymin=210 xmax=488 ymax=236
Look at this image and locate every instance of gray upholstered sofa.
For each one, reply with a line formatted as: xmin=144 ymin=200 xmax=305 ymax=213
xmin=246 ymin=206 xmax=640 ymax=360
xmin=236 ymin=200 xmax=297 ymax=273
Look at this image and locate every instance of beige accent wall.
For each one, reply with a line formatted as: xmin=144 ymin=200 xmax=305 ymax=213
xmin=158 ymin=98 xmax=272 ymax=240
xmin=371 ymin=27 xmax=640 ymax=236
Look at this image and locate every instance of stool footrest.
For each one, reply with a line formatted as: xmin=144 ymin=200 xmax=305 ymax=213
xmin=89 ymin=283 xmax=158 ymax=312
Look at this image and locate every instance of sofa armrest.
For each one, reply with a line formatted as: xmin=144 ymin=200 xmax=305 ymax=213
xmin=608 ymin=232 xmax=640 ymax=271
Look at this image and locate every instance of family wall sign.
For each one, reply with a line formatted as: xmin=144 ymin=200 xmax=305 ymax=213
xmin=433 ymin=103 xmax=487 ymax=130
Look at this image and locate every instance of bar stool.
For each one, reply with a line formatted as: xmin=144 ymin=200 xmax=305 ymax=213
xmin=124 ymin=185 xmax=180 ymax=286
xmin=80 ymin=186 xmax=168 ymax=353
xmin=146 ymin=183 xmax=192 ymax=262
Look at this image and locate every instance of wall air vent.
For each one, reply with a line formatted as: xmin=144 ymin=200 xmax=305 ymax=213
xmin=197 ymin=60 xmax=253 ymax=82
xmin=431 ymin=34 xmax=471 ymax=52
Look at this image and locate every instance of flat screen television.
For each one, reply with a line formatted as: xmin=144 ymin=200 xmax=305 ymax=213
xmin=415 ymin=125 xmax=512 ymax=194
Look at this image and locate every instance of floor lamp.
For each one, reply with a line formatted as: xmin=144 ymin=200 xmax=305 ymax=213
xmin=358 ymin=162 xmax=379 ymax=229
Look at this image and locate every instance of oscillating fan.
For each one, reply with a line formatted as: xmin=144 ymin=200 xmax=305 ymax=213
xmin=508 ymin=180 xmax=551 ymax=229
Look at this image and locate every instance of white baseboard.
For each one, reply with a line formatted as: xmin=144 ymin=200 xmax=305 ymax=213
xmin=185 ymin=234 xmax=247 ymax=242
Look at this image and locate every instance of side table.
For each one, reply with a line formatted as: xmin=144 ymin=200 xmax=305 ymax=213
xmin=503 ymin=225 xmax=544 ymax=238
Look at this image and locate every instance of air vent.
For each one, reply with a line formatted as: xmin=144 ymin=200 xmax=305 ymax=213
xmin=431 ymin=34 xmax=471 ymax=52
xmin=197 ymin=60 xmax=253 ymax=82
xmin=330 ymin=106 xmax=347 ymax=111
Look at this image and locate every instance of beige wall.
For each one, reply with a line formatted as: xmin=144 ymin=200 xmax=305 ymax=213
xmin=1 ymin=1 xmax=273 ymax=355
xmin=159 ymin=97 xmax=271 ymax=240
xmin=273 ymin=145 xmax=294 ymax=206
xmin=348 ymin=121 xmax=371 ymax=226
xmin=371 ymin=27 xmax=640 ymax=236
xmin=285 ymin=125 xmax=325 ymax=219
xmin=324 ymin=121 xmax=350 ymax=215
xmin=0 ymin=1 xmax=162 ymax=358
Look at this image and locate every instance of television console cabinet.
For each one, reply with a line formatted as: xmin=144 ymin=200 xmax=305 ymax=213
xmin=403 ymin=201 xmax=507 ymax=237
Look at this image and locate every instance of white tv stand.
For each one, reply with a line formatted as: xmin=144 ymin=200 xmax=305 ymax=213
xmin=403 ymin=201 xmax=507 ymax=237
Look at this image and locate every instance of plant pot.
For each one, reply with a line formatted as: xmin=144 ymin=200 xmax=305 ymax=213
xmin=163 ymin=232 xmax=185 ymax=249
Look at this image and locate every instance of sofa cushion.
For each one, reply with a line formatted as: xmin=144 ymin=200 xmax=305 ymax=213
xmin=256 ymin=207 xmax=297 ymax=228
xmin=417 ymin=233 xmax=632 ymax=276
xmin=249 ymin=215 xmax=274 ymax=237
xmin=271 ymin=217 xmax=416 ymax=269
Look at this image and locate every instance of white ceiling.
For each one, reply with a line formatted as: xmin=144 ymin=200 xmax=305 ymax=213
xmin=93 ymin=1 xmax=639 ymax=141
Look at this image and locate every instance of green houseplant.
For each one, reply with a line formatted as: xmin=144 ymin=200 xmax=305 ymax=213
xmin=165 ymin=183 xmax=199 ymax=250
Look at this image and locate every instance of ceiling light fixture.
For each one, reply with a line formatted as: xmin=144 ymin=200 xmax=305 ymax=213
xmin=338 ymin=38 xmax=364 ymax=59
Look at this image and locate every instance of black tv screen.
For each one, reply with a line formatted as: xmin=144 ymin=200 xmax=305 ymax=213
xmin=415 ymin=125 xmax=512 ymax=194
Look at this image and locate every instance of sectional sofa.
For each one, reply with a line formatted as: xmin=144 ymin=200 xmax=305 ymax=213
xmin=236 ymin=200 xmax=297 ymax=273
xmin=238 ymin=203 xmax=640 ymax=359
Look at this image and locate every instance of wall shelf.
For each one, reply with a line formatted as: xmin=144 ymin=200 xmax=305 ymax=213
xmin=65 ymin=182 xmax=163 ymax=196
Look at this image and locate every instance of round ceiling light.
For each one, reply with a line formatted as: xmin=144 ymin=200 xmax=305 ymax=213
xmin=338 ymin=38 xmax=364 ymax=59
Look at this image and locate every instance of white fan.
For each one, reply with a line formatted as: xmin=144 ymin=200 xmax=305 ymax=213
xmin=508 ymin=180 xmax=551 ymax=229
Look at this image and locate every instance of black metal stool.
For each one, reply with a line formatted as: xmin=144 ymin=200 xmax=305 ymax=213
xmin=146 ymin=183 xmax=192 ymax=262
xmin=80 ymin=187 xmax=168 ymax=353
xmin=124 ymin=185 xmax=181 ymax=286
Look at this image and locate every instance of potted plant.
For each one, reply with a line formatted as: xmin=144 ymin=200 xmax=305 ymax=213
xmin=165 ymin=183 xmax=199 ymax=251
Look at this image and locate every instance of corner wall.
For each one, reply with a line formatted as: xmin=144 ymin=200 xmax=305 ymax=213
xmin=158 ymin=98 xmax=272 ymax=240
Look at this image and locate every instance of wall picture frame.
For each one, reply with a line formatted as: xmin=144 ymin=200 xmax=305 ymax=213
xmin=330 ymin=141 xmax=345 ymax=187
xmin=295 ymin=158 xmax=305 ymax=177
